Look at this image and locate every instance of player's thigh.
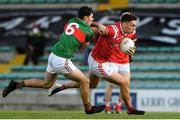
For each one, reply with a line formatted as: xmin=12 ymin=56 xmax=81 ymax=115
xmin=47 ymin=53 xmax=86 ymax=84
xmin=107 ymin=62 xmax=119 ymax=87
xmin=105 ymin=72 xmax=128 ymax=87
xmin=118 ymin=72 xmax=130 ymax=83
xmin=64 ymin=69 xmax=89 ymax=84
xmin=117 ymin=63 xmax=130 ymax=83
xmin=109 ymin=62 xmax=130 ymax=83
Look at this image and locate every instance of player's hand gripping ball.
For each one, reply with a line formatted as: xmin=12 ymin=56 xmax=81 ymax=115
xmin=120 ymin=38 xmax=136 ymax=55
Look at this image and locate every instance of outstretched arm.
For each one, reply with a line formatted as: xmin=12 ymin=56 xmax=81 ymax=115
xmin=91 ymin=22 xmax=108 ymax=35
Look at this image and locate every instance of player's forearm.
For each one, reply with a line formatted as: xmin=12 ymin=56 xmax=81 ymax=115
xmin=91 ymin=22 xmax=108 ymax=35
xmin=91 ymin=22 xmax=100 ymax=27
xmin=91 ymin=27 xmax=99 ymax=35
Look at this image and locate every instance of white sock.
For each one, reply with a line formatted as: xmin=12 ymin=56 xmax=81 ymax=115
xmin=105 ymin=99 xmax=111 ymax=107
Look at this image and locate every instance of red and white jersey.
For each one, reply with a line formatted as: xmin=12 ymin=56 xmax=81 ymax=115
xmin=91 ymin=22 xmax=137 ymax=64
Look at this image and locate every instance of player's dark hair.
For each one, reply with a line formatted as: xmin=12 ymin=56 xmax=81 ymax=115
xmin=120 ymin=9 xmax=132 ymax=15
xmin=78 ymin=6 xmax=93 ymax=20
xmin=121 ymin=14 xmax=137 ymax=23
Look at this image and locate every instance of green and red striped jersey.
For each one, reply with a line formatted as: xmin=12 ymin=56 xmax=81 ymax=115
xmin=52 ymin=17 xmax=94 ymax=58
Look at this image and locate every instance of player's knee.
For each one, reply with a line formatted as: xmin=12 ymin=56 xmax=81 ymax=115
xmin=42 ymin=81 xmax=54 ymax=88
xmin=80 ymin=78 xmax=89 ymax=86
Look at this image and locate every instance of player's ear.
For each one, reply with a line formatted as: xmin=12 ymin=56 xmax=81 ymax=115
xmin=122 ymin=22 xmax=128 ymax=29
xmin=83 ymin=16 xmax=88 ymax=21
xmin=121 ymin=22 xmax=126 ymax=27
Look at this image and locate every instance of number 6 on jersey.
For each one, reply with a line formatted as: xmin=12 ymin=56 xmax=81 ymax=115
xmin=65 ymin=23 xmax=79 ymax=35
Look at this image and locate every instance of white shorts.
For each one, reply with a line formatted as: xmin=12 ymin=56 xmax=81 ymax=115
xmin=88 ymin=53 xmax=130 ymax=78
xmin=46 ymin=53 xmax=77 ymax=74
xmin=110 ymin=62 xmax=130 ymax=73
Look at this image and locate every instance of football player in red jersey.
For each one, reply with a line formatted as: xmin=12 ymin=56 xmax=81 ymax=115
xmin=104 ymin=9 xmax=137 ymax=114
xmin=88 ymin=14 xmax=142 ymax=115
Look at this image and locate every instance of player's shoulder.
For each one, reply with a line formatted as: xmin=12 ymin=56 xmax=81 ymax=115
xmin=106 ymin=22 xmax=119 ymax=27
xmin=68 ymin=17 xmax=76 ymax=22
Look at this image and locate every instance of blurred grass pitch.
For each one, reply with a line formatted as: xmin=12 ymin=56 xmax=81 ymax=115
xmin=0 ymin=110 xmax=180 ymax=119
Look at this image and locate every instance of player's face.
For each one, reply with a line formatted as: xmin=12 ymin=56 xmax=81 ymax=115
xmin=123 ymin=20 xmax=136 ymax=34
xmin=85 ymin=13 xmax=94 ymax=26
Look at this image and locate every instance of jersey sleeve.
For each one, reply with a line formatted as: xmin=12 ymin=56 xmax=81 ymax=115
xmin=106 ymin=25 xmax=119 ymax=39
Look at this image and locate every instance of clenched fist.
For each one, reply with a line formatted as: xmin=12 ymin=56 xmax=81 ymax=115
xmin=126 ymin=46 xmax=136 ymax=56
